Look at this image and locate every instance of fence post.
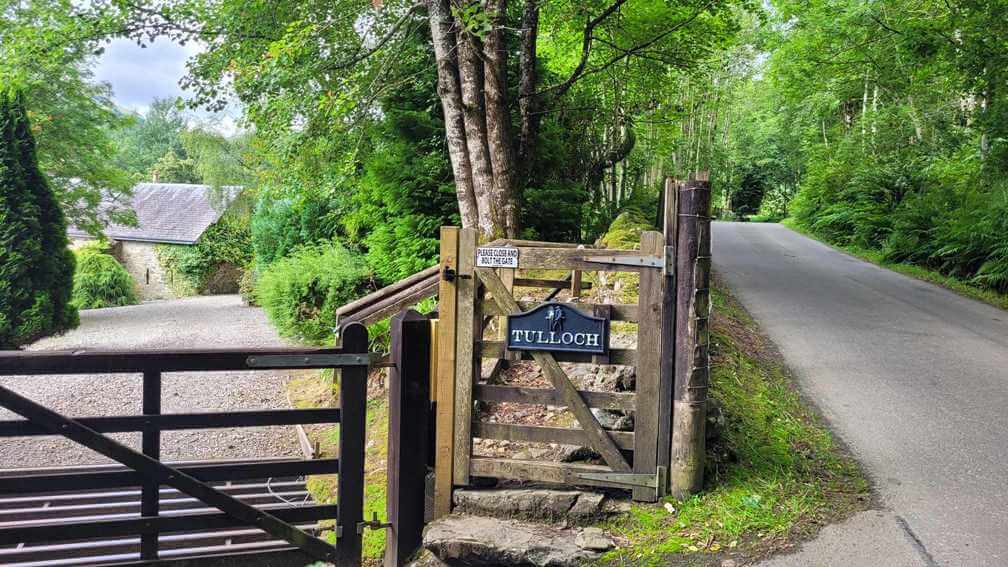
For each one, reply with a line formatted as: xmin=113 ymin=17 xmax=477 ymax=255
xmin=670 ymin=175 xmax=712 ymax=499
xmin=434 ymin=226 xmax=459 ymax=518
xmin=385 ymin=310 xmax=432 ymax=567
xmin=337 ymin=323 xmax=369 ymax=567
xmin=140 ymin=370 xmax=161 ymax=560
xmin=657 ymin=178 xmax=678 ymax=491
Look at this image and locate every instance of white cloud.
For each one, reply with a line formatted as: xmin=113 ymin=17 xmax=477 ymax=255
xmin=94 ymin=38 xmax=241 ymax=135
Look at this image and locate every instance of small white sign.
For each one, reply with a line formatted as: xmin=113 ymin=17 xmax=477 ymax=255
xmin=476 ymin=246 xmax=519 ymax=268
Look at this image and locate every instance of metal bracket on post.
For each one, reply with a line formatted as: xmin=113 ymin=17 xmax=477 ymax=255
xmin=583 ymin=255 xmax=664 ymax=269
xmin=246 ymin=353 xmax=372 ymax=368
xmin=576 ymin=467 xmax=667 ymax=497
xmin=357 ymin=512 xmax=393 ymax=535
xmin=663 ymin=245 xmax=676 ymax=277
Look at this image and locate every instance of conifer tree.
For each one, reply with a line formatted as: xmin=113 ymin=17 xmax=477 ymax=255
xmin=0 ymin=91 xmax=78 ymax=348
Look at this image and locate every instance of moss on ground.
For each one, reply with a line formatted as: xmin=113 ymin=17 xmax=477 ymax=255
xmin=596 ymin=280 xmax=869 ymax=566
xmin=781 ymin=218 xmax=1008 ymax=311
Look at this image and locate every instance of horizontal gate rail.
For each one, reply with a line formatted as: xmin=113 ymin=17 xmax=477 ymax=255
xmin=0 ymin=347 xmax=364 ymax=374
xmin=0 ymin=459 xmax=340 ymax=494
xmin=0 ymin=408 xmax=341 ymax=437
xmin=0 ymin=322 xmax=370 ymax=565
xmin=0 ymin=504 xmax=340 ymax=546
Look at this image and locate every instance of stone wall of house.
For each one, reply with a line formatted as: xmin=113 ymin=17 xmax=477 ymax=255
xmin=116 ymin=241 xmax=177 ymax=301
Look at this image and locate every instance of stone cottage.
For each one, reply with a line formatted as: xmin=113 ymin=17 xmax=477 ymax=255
xmin=69 ymin=182 xmax=241 ymax=301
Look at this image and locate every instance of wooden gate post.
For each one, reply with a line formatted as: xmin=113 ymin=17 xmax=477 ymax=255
xmin=433 ymin=227 xmax=459 ymax=518
xmin=670 ymin=175 xmax=712 ymax=499
xmin=657 ymin=178 xmax=678 ymax=490
xmin=386 ymin=310 xmax=432 ymax=567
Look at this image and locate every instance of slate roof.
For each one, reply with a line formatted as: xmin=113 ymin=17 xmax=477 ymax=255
xmin=69 ymin=183 xmax=241 ymax=245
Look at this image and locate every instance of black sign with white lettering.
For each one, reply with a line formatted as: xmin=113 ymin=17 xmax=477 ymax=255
xmin=506 ymin=302 xmax=609 ymax=355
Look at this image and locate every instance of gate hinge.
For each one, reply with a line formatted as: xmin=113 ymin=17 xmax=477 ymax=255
xmin=663 ymin=245 xmax=675 ymax=277
xmin=582 ymin=255 xmax=663 ymax=269
xmin=576 ymin=467 xmax=667 ymax=496
xmin=357 ymin=512 xmax=393 ymax=535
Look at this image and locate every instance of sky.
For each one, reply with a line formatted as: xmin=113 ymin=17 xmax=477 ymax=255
xmin=94 ymin=38 xmax=239 ymax=135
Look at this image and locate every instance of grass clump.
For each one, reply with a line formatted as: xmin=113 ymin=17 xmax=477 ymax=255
xmin=71 ymin=242 xmax=138 ymax=309
xmin=291 ymin=372 xmax=392 ymax=562
xmin=600 ymin=281 xmax=868 ymax=565
xmin=256 ymin=242 xmax=372 ymax=344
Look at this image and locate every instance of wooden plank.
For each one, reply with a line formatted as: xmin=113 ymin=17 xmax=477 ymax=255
xmin=473 ymin=422 xmax=634 ymax=450
xmin=429 ymin=320 xmax=439 ymax=404
xmin=452 ymin=228 xmax=479 ymax=486
xmin=481 ymin=301 xmax=638 ymax=322
xmin=513 ymin=278 xmax=592 ymax=290
xmin=476 ymin=267 xmax=631 ymax=473
xmin=474 ymin=384 xmax=636 ymax=411
xmin=592 ymin=304 xmax=612 ymax=365
xmin=335 ymin=265 xmax=439 ymax=317
xmin=517 ymin=247 xmax=658 ymax=272
xmin=386 ymin=311 xmax=431 ymax=566
xmin=433 ymin=227 xmax=459 ymax=519
xmin=571 ymin=270 xmax=583 ymax=299
xmin=657 ymin=178 xmax=678 ymax=488
xmin=500 ymin=239 xmax=589 ymax=249
xmin=340 ymin=277 xmax=439 ymax=327
xmin=499 ymin=268 xmax=519 ymax=362
xmin=477 ymin=341 xmax=636 ymax=365
xmin=633 ymin=230 xmax=663 ymax=501
xmin=470 ymin=457 xmax=617 ymax=488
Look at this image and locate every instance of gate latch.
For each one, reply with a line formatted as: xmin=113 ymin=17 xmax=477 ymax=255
xmin=357 ymin=512 xmax=393 ymax=534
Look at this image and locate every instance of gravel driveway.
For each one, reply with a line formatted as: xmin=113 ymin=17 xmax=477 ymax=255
xmin=0 ymin=295 xmax=305 ymax=468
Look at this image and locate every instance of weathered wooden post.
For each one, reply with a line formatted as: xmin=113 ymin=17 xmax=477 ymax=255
xmin=386 ymin=310 xmax=432 ymax=566
xmin=670 ymin=174 xmax=712 ymax=499
xmin=656 ymin=178 xmax=677 ymax=489
xmin=433 ymin=227 xmax=459 ymax=518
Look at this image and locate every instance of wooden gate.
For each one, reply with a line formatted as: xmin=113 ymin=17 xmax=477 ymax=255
xmin=433 ymin=222 xmax=676 ymax=514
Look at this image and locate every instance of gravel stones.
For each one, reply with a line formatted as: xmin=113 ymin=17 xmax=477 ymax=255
xmin=0 ymin=295 xmax=302 ymax=468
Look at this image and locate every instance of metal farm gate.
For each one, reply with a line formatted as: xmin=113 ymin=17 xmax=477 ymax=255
xmin=0 ymin=324 xmax=372 ymax=566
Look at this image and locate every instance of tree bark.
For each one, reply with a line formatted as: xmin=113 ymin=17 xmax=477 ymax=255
xmin=455 ymin=27 xmax=499 ymax=237
xmin=426 ymin=0 xmax=478 ymax=229
xmin=518 ymin=0 xmax=540 ymax=172
xmin=484 ymin=0 xmax=519 ymax=237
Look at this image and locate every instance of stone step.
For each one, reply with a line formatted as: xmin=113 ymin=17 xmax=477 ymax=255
xmin=420 ymin=515 xmax=616 ymax=567
xmin=452 ymin=488 xmax=628 ymax=525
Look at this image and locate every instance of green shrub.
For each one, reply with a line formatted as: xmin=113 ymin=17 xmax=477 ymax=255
xmin=0 ymin=91 xmax=78 ymax=347
xmin=251 ymin=190 xmax=340 ymax=267
xmin=71 ymin=242 xmax=138 ymax=309
xmin=238 ymin=268 xmax=258 ymax=306
xmin=256 ymin=242 xmax=372 ymax=344
xmin=156 ymin=214 xmax=252 ymax=295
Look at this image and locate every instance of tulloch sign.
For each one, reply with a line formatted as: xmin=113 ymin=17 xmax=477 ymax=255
xmin=506 ymin=302 xmax=609 ymax=355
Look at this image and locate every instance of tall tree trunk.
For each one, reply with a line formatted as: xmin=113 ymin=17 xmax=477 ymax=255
xmin=455 ymin=28 xmax=499 ymax=237
xmin=484 ymin=0 xmax=519 ymax=237
xmin=426 ymin=0 xmax=478 ymax=229
xmin=517 ymin=0 xmax=540 ymax=173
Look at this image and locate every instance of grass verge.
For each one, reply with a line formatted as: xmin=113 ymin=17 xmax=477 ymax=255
xmin=598 ymin=278 xmax=869 ymax=566
xmin=781 ymin=218 xmax=1008 ymax=311
xmin=288 ymin=371 xmax=390 ymax=564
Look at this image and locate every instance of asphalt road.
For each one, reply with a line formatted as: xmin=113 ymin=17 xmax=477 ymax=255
xmin=713 ymin=222 xmax=1008 ymax=567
